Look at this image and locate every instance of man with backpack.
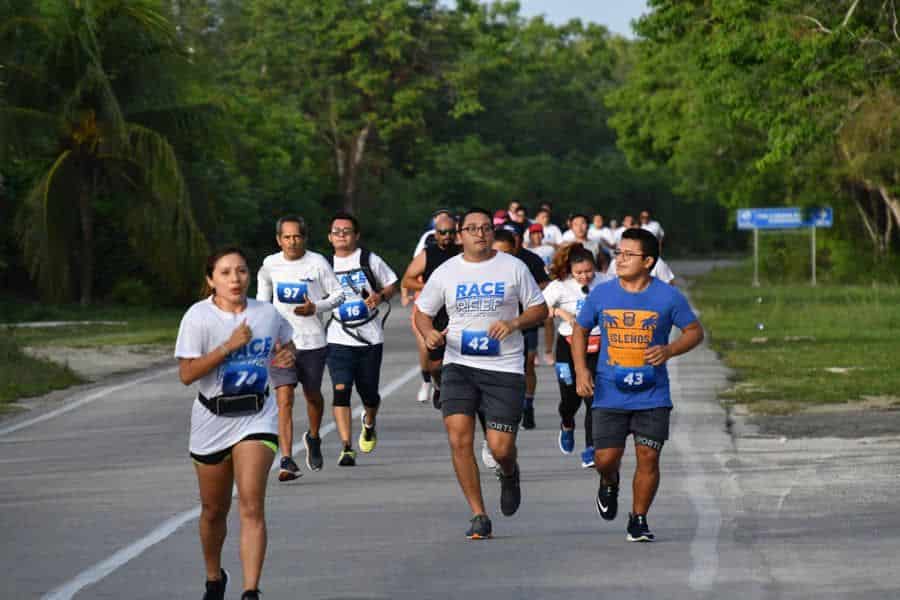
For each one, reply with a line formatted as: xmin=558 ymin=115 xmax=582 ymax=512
xmin=326 ymin=212 xmax=399 ymax=466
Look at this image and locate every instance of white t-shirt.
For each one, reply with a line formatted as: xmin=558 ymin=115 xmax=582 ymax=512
xmin=530 ymin=244 xmax=555 ymax=271
xmin=561 ymin=229 xmax=576 ymax=242
xmin=174 ymin=298 xmax=293 ymax=456
xmin=613 ymin=226 xmax=627 ymax=244
xmin=416 ymin=252 xmax=545 ymax=374
xmin=256 ymin=251 xmax=345 ymax=350
xmin=328 ymin=248 xmax=399 ymax=347
xmin=590 ymin=226 xmax=616 ymax=250
xmin=542 ymin=275 xmax=610 ymax=336
xmin=642 ymin=220 xmax=665 ymax=240
xmin=542 ymin=224 xmax=564 ymax=246
xmin=606 ymin=257 xmax=675 ymax=283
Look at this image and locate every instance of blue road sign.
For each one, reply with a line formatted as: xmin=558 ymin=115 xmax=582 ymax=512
xmin=737 ymin=207 xmax=833 ymax=230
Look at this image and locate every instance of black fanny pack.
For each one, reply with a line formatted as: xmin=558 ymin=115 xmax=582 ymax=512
xmin=198 ymin=390 xmax=267 ymax=417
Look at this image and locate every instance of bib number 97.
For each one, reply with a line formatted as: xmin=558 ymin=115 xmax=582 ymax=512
xmin=276 ymin=282 xmax=308 ymax=304
xmin=461 ymin=330 xmax=500 ymax=356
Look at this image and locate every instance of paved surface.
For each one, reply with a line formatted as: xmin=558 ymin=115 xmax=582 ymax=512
xmin=2 ymin=264 xmax=898 ymax=599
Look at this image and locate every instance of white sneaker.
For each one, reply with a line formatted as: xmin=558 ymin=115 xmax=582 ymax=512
xmin=416 ymin=381 xmax=431 ymax=403
xmin=481 ymin=440 xmax=498 ymax=470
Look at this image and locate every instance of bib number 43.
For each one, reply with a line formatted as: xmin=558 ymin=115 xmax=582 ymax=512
xmin=613 ymin=365 xmax=656 ymax=392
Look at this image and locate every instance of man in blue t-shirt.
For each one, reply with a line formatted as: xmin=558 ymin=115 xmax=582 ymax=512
xmin=572 ymin=228 xmax=704 ymax=542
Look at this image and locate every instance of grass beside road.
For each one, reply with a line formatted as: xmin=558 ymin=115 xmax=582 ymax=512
xmin=688 ymin=264 xmax=900 ymax=414
xmin=0 ymin=295 xmax=182 ymax=408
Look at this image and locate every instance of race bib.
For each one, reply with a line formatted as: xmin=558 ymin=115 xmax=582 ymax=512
xmin=276 ymin=282 xmax=308 ymax=304
xmin=222 ymin=364 xmax=268 ymax=396
xmin=555 ymin=362 xmax=573 ymax=385
xmin=564 ymin=334 xmax=601 ymax=353
xmin=338 ymin=300 xmax=369 ymax=322
xmin=613 ymin=365 xmax=656 ymax=392
xmin=460 ymin=330 xmax=500 ymax=356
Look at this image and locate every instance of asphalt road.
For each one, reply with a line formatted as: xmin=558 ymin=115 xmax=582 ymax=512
xmin=2 ymin=265 xmax=898 ymax=599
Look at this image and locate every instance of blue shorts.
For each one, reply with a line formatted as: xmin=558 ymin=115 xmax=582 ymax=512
xmin=326 ymin=343 xmax=383 ymax=407
xmin=522 ymin=328 xmax=538 ymax=354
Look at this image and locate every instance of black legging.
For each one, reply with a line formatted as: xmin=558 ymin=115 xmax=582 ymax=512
xmin=555 ymin=333 xmax=599 ymax=448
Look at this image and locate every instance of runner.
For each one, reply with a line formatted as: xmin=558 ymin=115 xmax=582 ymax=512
xmin=639 ymin=209 xmax=665 ymax=252
xmin=562 ymin=213 xmax=601 ymax=264
xmin=257 ymin=216 xmax=345 ymax=478
xmin=572 ymin=228 xmax=704 ymax=542
xmin=526 ymin=223 xmax=558 ymax=368
xmin=492 ymin=227 xmax=550 ymax=430
xmin=415 ymin=208 xmax=548 ymax=539
xmin=613 ymin=214 xmax=635 ymax=245
xmin=534 ymin=207 xmax=563 ymax=248
xmin=175 ymin=247 xmax=296 ymax=600
xmin=542 ymin=243 xmax=611 ymax=468
xmin=401 ymin=211 xmax=460 ymax=405
xmin=326 ymin=212 xmax=399 ymax=466
xmin=606 ymin=253 xmax=676 ymax=285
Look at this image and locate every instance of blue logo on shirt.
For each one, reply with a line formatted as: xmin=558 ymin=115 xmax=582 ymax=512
xmin=455 ymin=281 xmax=505 ymax=314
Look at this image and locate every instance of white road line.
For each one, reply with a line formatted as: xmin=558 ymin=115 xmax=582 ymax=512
xmin=41 ymin=366 xmax=420 ymax=600
xmin=669 ymin=355 xmax=722 ymax=593
xmin=0 ymin=368 xmax=175 ymax=437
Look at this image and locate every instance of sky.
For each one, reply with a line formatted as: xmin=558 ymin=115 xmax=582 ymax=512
xmin=490 ymin=1 xmax=649 ymax=38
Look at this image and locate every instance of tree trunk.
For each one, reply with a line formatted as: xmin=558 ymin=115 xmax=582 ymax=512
xmin=339 ymin=123 xmax=372 ymax=214
xmin=79 ymin=185 xmax=94 ymax=306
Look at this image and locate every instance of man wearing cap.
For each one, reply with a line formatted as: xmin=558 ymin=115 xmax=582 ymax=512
xmin=527 ymin=223 xmax=555 ymax=270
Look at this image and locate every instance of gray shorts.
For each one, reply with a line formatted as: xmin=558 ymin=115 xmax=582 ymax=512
xmin=592 ymin=407 xmax=672 ymax=451
xmin=269 ymin=346 xmax=328 ymax=393
xmin=441 ymin=363 xmax=524 ymax=433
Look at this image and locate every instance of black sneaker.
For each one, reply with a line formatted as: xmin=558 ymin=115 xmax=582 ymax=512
xmin=338 ymin=447 xmax=356 ymax=467
xmin=304 ymin=431 xmax=323 ymax=471
xmin=497 ymin=463 xmax=521 ymax=516
xmin=596 ymin=475 xmax=619 ymax=521
xmin=465 ymin=514 xmax=493 ymax=540
xmin=202 ymin=568 xmax=228 ymax=600
xmin=432 ymin=387 xmax=442 ymax=410
xmin=278 ymin=457 xmax=301 ymax=482
xmin=626 ymin=513 xmax=656 ymax=542
xmin=521 ymin=407 xmax=535 ymax=430
xmin=241 ymin=590 xmax=261 ymax=600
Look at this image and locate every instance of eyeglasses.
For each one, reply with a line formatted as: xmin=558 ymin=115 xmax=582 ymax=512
xmin=330 ymin=228 xmax=355 ymax=237
xmin=460 ymin=225 xmax=493 ymax=235
xmin=435 ymin=228 xmax=455 ymax=235
xmin=613 ymin=250 xmax=647 ymax=260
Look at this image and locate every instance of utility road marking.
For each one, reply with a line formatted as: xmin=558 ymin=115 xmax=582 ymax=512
xmin=41 ymin=366 xmax=420 ymax=600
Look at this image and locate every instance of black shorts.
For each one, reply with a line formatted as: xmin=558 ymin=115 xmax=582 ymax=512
xmin=441 ymin=363 xmax=524 ymax=433
xmin=269 ymin=346 xmax=328 ymax=392
xmin=592 ymin=407 xmax=671 ymax=451
xmin=427 ymin=344 xmax=446 ymax=362
xmin=190 ymin=432 xmax=279 ymax=465
xmin=522 ymin=328 xmax=538 ymax=353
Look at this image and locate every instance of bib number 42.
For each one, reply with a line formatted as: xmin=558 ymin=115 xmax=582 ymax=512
xmin=460 ymin=330 xmax=500 ymax=356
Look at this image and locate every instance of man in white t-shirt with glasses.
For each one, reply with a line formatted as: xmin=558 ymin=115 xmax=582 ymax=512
xmin=415 ymin=208 xmax=548 ymax=540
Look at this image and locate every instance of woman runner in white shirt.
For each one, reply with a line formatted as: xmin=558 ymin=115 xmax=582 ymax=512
xmin=543 ymin=243 xmax=612 ymax=469
xmin=174 ymin=247 xmax=296 ymax=600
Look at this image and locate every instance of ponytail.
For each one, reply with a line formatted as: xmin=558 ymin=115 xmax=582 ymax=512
xmin=549 ymin=242 xmax=596 ymax=280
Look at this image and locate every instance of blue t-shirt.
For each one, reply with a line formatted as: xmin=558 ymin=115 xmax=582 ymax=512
xmin=576 ymin=278 xmax=697 ymax=410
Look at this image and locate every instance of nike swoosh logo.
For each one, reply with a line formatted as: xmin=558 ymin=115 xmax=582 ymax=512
xmin=598 ymin=500 xmax=609 ymax=513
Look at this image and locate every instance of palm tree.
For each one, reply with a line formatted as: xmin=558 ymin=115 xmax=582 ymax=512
xmin=1 ymin=0 xmax=208 ymax=305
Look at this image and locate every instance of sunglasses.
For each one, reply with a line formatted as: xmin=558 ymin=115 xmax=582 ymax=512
xmin=435 ymin=228 xmax=455 ymax=235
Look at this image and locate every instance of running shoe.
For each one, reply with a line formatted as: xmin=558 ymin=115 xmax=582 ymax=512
xmin=203 ymin=568 xmax=228 ymax=600
xmin=497 ymin=463 xmax=521 ymax=516
xmin=432 ymin=387 xmax=441 ymax=409
xmin=465 ymin=514 xmax=493 ymax=540
xmin=278 ymin=457 xmax=302 ymax=482
xmin=543 ymin=352 xmax=555 ymax=366
xmin=241 ymin=590 xmax=261 ymax=600
xmin=358 ymin=412 xmax=377 ymax=453
xmin=481 ymin=439 xmax=498 ymax=470
xmin=558 ymin=426 xmax=575 ymax=454
xmin=338 ymin=447 xmax=356 ymax=466
xmin=416 ymin=381 xmax=432 ymax=403
xmin=304 ymin=431 xmax=323 ymax=471
xmin=626 ymin=513 xmax=655 ymax=542
xmin=596 ymin=475 xmax=619 ymax=521
xmin=581 ymin=446 xmax=595 ymax=469
xmin=521 ymin=406 xmax=536 ymax=430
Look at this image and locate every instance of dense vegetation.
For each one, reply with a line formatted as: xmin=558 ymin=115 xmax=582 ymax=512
xmin=3 ymin=1 xmax=898 ymax=308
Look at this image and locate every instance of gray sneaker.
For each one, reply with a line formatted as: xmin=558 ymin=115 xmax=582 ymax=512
xmin=278 ymin=457 xmax=301 ymax=482
xmin=304 ymin=431 xmax=323 ymax=471
xmin=465 ymin=514 xmax=493 ymax=540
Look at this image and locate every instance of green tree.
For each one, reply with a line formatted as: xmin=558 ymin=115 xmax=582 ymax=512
xmin=1 ymin=0 xmax=208 ymax=304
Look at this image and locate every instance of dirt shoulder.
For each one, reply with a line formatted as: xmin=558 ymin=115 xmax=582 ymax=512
xmin=23 ymin=344 xmax=172 ymax=382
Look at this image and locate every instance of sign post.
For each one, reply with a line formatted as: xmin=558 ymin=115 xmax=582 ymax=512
xmin=737 ymin=207 xmax=833 ymax=287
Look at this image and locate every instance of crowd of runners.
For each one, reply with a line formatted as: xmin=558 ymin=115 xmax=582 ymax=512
xmin=174 ymin=202 xmax=703 ymax=599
